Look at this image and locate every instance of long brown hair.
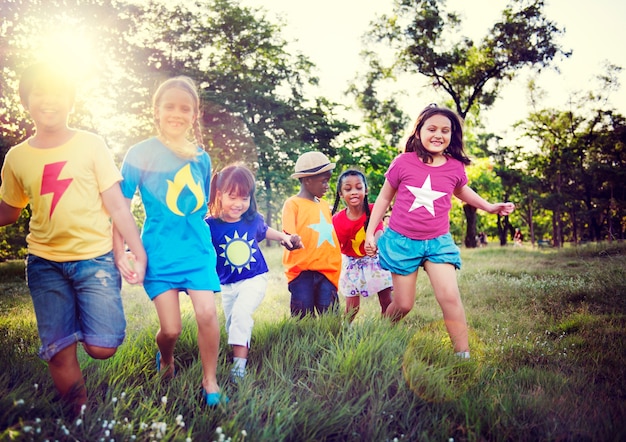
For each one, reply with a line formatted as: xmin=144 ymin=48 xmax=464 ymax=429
xmin=405 ymin=104 xmax=471 ymax=165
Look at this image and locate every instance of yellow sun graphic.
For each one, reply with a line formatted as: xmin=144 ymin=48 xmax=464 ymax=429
xmin=219 ymin=231 xmax=257 ymax=273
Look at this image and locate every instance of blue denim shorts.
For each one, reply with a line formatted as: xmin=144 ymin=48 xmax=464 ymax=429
xmin=378 ymin=229 xmax=462 ymax=275
xmin=26 ymin=252 xmax=126 ymax=361
xmin=288 ymin=271 xmax=338 ymax=318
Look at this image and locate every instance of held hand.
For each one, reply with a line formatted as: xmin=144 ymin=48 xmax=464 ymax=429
xmin=364 ymin=235 xmax=378 ymax=257
xmin=116 ymin=251 xmax=145 ymax=285
xmin=281 ymin=233 xmax=303 ymax=251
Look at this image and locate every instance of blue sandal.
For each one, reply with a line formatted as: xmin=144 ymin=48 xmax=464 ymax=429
xmin=156 ymin=351 xmax=176 ymax=377
xmin=203 ymin=389 xmax=229 ymax=407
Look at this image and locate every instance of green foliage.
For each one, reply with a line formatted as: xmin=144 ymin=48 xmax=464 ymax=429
xmin=0 ymin=209 xmax=29 ymax=261
xmin=367 ymin=0 xmax=569 ymax=118
xmin=1 ymin=244 xmax=625 ymax=440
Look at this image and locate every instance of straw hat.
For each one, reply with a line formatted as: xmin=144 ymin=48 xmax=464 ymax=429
xmin=291 ymin=151 xmax=336 ymax=178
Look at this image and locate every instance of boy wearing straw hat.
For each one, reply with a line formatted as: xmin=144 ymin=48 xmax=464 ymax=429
xmin=281 ymin=151 xmax=342 ymax=319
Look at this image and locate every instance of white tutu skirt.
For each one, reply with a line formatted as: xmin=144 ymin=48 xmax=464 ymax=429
xmin=339 ymin=254 xmax=392 ymax=298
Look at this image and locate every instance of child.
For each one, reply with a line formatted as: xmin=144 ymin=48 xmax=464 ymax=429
xmin=0 ymin=62 xmax=147 ymax=415
xmin=364 ymin=104 xmax=515 ymax=358
xmin=113 ymin=76 xmax=226 ymax=406
xmin=206 ymin=164 xmax=301 ymax=380
xmin=331 ymin=169 xmax=392 ymax=322
xmin=282 ymin=151 xmax=342 ymax=319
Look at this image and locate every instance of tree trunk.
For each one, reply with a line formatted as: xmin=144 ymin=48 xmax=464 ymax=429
xmin=463 ymin=204 xmax=477 ymax=248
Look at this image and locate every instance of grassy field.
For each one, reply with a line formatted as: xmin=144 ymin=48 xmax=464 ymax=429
xmin=0 ymin=242 xmax=625 ymax=441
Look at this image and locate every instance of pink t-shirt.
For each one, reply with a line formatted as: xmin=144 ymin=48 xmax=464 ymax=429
xmin=385 ymin=152 xmax=467 ymax=240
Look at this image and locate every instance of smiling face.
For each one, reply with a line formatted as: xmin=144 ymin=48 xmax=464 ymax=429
xmin=218 ymin=190 xmax=251 ymax=223
xmin=154 ymin=87 xmax=196 ymax=142
xmin=418 ymin=113 xmax=452 ymax=159
xmin=339 ymin=174 xmax=367 ymax=212
xmin=24 ymin=84 xmax=73 ymax=133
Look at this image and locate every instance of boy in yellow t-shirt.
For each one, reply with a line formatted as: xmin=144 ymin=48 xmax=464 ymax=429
xmin=0 ymin=63 xmax=146 ymax=415
xmin=282 ymin=151 xmax=341 ymax=318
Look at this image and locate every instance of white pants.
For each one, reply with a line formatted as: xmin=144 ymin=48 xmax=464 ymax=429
xmin=220 ymin=273 xmax=268 ymax=347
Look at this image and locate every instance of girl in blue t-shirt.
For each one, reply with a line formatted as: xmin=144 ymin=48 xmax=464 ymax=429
xmin=206 ymin=164 xmax=301 ymax=380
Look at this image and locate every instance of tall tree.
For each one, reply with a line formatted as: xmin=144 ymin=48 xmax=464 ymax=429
xmin=362 ymin=0 xmax=570 ymax=246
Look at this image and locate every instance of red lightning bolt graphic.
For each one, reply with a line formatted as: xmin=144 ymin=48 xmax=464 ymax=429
xmin=41 ymin=162 xmax=73 ymax=218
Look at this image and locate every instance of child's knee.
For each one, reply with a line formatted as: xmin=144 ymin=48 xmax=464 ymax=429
xmin=83 ymin=344 xmax=118 ymax=360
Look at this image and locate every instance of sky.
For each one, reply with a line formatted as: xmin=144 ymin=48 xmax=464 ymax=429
xmin=241 ymin=0 xmax=626 ymax=142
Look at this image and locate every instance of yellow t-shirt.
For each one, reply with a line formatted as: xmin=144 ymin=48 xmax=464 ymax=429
xmin=281 ymin=196 xmax=341 ymax=288
xmin=0 ymin=130 xmax=122 ymax=261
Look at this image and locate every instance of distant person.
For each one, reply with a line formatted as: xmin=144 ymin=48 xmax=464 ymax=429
xmin=514 ymin=228 xmax=523 ymax=246
xmin=478 ymin=231 xmax=487 ymax=247
xmin=0 ymin=62 xmax=147 ymax=415
xmin=382 ymin=213 xmax=391 ymax=230
xmin=331 ymin=169 xmax=392 ymax=322
xmin=364 ymin=104 xmax=515 ymax=359
xmin=282 ymin=151 xmax=342 ymax=319
xmin=206 ymin=164 xmax=301 ymax=381
xmin=113 ymin=76 xmax=227 ymax=406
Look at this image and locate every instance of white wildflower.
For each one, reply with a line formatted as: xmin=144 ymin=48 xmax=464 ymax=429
xmin=161 ymin=396 xmax=167 ymax=405
xmin=75 ymin=419 xmax=83 ymax=427
xmin=23 ymin=426 xmax=33 ymax=433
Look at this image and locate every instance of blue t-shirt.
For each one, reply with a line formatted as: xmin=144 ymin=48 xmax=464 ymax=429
xmin=120 ymin=137 xmax=220 ymax=298
xmin=206 ymin=213 xmax=270 ymax=285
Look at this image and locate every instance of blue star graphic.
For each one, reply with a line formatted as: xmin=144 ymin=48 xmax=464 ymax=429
xmin=308 ymin=210 xmax=336 ymax=247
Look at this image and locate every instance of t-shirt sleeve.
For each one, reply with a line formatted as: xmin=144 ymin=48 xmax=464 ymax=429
xmin=92 ymin=137 xmax=123 ymax=193
xmin=255 ymin=213 xmax=269 ymax=242
xmin=0 ymin=155 xmax=28 ymax=208
xmin=384 ymin=156 xmax=401 ymax=190
xmin=119 ymin=149 xmax=140 ymax=199
xmin=281 ymin=199 xmax=297 ymax=235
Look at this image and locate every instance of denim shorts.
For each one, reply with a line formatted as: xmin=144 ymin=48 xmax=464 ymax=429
xmin=288 ymin=271 xmax=338 ymax=318
xmin=26 ymin=252 xmax=125 ymax=361
xmin=378 ymin=229 xmax=462 ymax=275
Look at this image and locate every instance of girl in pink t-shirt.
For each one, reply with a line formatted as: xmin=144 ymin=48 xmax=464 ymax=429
xmin=331 ymin=170 xmax=392 ymax=322
xmin=364 ymin=104 xmax=515 ymax=359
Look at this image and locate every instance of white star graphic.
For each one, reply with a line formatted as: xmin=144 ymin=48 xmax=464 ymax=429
xmin=406 ymin=175 xmax=447 ymax=216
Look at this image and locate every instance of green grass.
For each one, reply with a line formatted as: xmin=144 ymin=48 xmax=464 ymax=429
xmin=1 ymin=243 xmax=625 ymax=441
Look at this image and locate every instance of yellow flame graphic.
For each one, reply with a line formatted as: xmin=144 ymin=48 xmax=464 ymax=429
xmin=166 ymin=164 xmax=205 ymax=216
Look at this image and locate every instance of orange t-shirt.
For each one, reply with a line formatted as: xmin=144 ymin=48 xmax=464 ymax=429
xmin=281 ymin=196 xmax=341 ymax=288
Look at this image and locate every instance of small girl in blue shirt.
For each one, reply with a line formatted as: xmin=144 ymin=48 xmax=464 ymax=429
xmin=206 ymin=164 xmax=301 ymax=380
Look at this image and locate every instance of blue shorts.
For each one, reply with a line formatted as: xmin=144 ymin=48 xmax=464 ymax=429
xmin=378 ymin=229 xmax=462 ymax=275
xmin=288 ymin=271 xmax=338 ymax=318
xmin=26 ymin=252 xmax=126 ymax=361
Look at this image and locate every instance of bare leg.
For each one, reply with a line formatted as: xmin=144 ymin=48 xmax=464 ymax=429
xmin=153 ymin=290 xmax=182 ymax=377
xmin=383 ymin=272 xmax=418 ymax=322
xmin=424 ymin=261 xmax=469 ymax=352
xmin=47 ymin=343 xmax=86 ymax=414
xmin=232 ymin=344 xmax=248 ymax=359
xmin=377 ymin=287 xmax=393 ymax=315
xmin=188 ymin=290 xmax=220 ymax=394
xmin=345 ymin=296 xmax=360 ymax=323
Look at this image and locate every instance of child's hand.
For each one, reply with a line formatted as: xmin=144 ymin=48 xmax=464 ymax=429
xmin=493 ymin=202 xmax=515 ymax=216
xmin=281 ymin=233 xmax=303 ymax=251
xmin=364 ymin=235 xmax=377 ymax=257
xmin=116 ymin=251 xmax=145 ymax=285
